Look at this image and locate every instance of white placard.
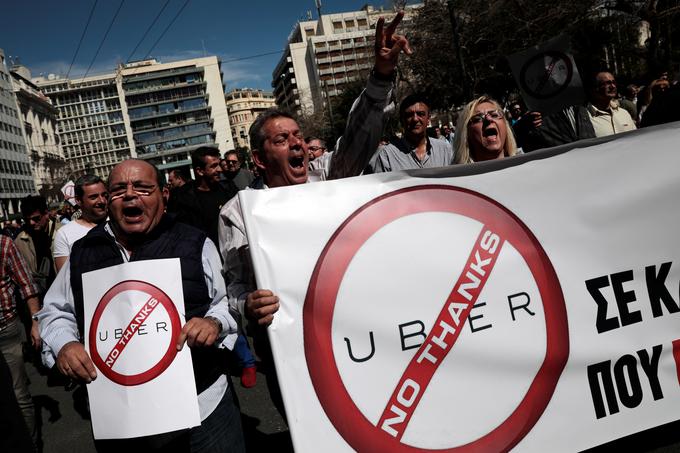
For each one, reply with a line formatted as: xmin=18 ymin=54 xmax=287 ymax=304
xmin=241 ymin=123 xmax=680 ymax=452
xmin=83 ymin=258 xmax=200 ymax=439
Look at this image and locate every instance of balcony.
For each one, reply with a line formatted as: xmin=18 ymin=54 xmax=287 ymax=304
xmin=132 ymin=115 xmax=212 ymax=134
xmin=124 ymin=79 xmax=206 ymax=97
xmin=129 ymin=104 xmax=210 ymax=122
xmin=134 ymin=124 xmax=213 ymax=146
xmin=124 ymin=66 xmax=203 ymax=84
xmin=126 ymin=91 xmax=207 ymax=109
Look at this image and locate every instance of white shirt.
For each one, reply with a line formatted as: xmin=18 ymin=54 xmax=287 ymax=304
xmin=52 ymin=220 xmax=92 ymax=258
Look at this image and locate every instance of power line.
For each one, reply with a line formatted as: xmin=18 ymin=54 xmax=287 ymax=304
xmin=82 ymin=0 xmax=127 ymax=80
xmin=142 ymin=0 xmax=191 ymax=60
xmin=125 ymin=0 xmax=171 ymax=63
xmin=66 ymin=0 xmax=99 ymax=79
xmin=221 ymin=50 xmax=284 ymax=64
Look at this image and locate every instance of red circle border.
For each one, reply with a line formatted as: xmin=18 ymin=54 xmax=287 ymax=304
xmin=89 ymin=280 xmax=181 ymax=386
xmin=303 ymin=185 xmax=569 ymax=452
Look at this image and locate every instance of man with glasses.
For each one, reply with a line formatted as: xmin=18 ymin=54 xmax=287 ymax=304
xmin=587 ymin=71 xmax=636 ymax=137
xmin=15 ymin=195 xmax=60 ymax=294
xmin=53 ymin=174 xmax=109 ymax=273
xmin=38 ymin=159 xmax=244 ymax=452
xmin=220 ymin=150 xmax=253 ymax=191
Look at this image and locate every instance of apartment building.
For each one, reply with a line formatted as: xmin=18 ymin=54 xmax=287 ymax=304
xmin=225 ymin=88 xmax=275 ymax=148
xmin=11 ymin=65 xmax=66 ymax=202
xmin=34 ymin=55 xmax=234 ymax=178
xmin=0 ymin=49 xmax=35 ymax=219
xmin=271 ymin=4 xmax=419 ymax=116
xmin=35 ymin=73 xmax=132 ymax=179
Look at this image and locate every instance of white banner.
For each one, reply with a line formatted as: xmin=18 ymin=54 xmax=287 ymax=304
xmin=60 ymin=180 xmax=76 ymax=206
xmin=508 ymin=35 xmax=585 ymax=115
xmin=83 ymin=259 xmax=200 ymax=439
xmin=241 ymin=123 xmax=680 ymax=452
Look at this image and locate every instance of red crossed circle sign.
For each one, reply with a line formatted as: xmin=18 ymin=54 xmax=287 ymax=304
xmin=303 ymin=185 xmax=569 ymax=452
xmin=89 ymin=280 xmax=181 ymax=386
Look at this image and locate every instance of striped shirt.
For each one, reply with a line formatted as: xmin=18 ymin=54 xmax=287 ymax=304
xmin=0 ymin=234 xmax=40 ymax=328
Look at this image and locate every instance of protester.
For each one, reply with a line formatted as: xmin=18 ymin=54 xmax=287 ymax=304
xmin=368 ymin=91 xmax=453 ymax=172
xmin=442 ymin=125 xmax=454 ymax=143
xmin=619 ymin=84 xmax=639 ymax=122
xmin=167 ymin=146 xmax=237 ymax=247
xmin=218 ymin=11 xmax=412 ymax=416
xmin=325 ymin=12 xmax=454 ymax=176
xmin=640 ymin=83 xmax=680 ymax=127
xmin=586 ymin=71 xmax=636 ymax=137
xmin=60 ymin=204 xmax=75 ymax=224
xmin=453 ymin=95 xmax=520 ymax=163
xmin=16 ymin=195 xmax=60 ymax=293
xmin=220 ymin=150 xmax=254 ymax=191
xmin=52 ymin=174 xmax=109 ymax=273
xmin=305 ymin=137 xmax=327 ymax=162
xmin=38 ymin=159 xmax=244 ymax=452
xmin=0 ymin=234 xmax=41 ymax=445
xmin=167 ymin=167 xmax=190 ymax=189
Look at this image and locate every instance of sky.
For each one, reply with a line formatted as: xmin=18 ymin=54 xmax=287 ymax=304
xmin=0 ymin=0 xmax=402 ymax=91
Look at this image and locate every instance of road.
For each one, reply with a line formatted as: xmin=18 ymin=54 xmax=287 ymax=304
xmin=26 ymin=351 xmax=292 ymax=453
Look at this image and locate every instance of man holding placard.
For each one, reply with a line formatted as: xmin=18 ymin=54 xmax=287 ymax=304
xmin=39 ymin=159 xmax=244 ymax=452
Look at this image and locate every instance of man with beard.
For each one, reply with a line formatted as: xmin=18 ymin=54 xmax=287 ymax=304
xmin=15 ymin=195 xmax=60 ymax=294
xmin=53 ymin=174 xmax=109 ymax=272
xmin=38 ymin=159 xmax=243 ymax=452
xmin=168 ymin=146 xmax=237 ymax=247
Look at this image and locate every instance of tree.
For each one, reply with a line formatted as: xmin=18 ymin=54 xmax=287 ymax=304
xmin=401 ymin=0 xmax=679 ymax=107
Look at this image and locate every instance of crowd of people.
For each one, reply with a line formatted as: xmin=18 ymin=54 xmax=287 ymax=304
xmin=1 ymin=10 xmax=678 ymax=453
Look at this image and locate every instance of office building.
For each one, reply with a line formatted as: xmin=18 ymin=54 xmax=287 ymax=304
xmin=35 ymin=73 xmax=132 ymax=179
xmin=34 ymin=55 xmax=234 ymax=179
xmin=10 ymin=65 xmax=66 ymax=202
xmin=120 ymin=56 xmax=232 ymax=173
xmin=271 ymin=4 xmax=420 ymax=116
xmin=0 ymin=49 xmax=35 ymax=219
xmin=225 ymin=88 xmax=275 ymax=148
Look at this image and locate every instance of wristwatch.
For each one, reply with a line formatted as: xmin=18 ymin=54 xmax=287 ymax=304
xmin=205 ymin=316 xmax=222 ymax=332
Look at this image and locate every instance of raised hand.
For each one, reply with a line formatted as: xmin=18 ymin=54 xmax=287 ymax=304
xmin=374 ymin=11 xmax=412 ymax=77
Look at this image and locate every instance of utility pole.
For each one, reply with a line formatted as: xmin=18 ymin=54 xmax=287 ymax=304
xmin=447 ymin=0 xmax=470 ymax=100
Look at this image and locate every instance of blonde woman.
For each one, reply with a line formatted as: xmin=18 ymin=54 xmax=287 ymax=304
xmin=453 ymin=95 xmax=519 ymax=164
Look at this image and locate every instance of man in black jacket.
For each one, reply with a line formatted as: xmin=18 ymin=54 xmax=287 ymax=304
xmin=167 ymin=147 xmax=237 ymax=246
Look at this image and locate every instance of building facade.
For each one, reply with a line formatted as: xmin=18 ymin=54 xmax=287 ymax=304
xmin=34 ymin=56 xmax=234 ymax=179
xmin=35 ymin=73 xmax=132 ymax=179
xmin=225 ymin=88 xmax=275 ymax=148
xmin=271 ymin=4 xmax=419 ymax=116
xmin=0 ymin=49 xmax=35 ymax=219
xmin=120 ymin=57 xmax=232 ymax=173
xmin=10 ymin=65 xmax=66 ymax=202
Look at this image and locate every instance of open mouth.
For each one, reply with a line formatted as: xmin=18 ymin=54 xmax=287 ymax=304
xmin=483 ymin=126 xmax=499 ymax=139
xmin=289 ymin=155 xmax=305 ymax=169
xmin=122 ymin=206 xmax=143 ymax=220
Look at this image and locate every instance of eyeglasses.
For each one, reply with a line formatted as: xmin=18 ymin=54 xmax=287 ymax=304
xmin=308 ymin=146 xmax=326 ymax=152
xmin=225 ymin=160 xmax=239 ymax=166
xmin=28 ymin=214 xmax=43 ymax=223
xmin=469 ymin=109 xmax=504 ymax=125
xmin=109 ymin=182 xmax=157 ymax=201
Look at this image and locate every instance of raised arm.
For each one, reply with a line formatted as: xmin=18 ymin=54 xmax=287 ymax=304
xmin=328 ymin=11 xmax=412 ymax=180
